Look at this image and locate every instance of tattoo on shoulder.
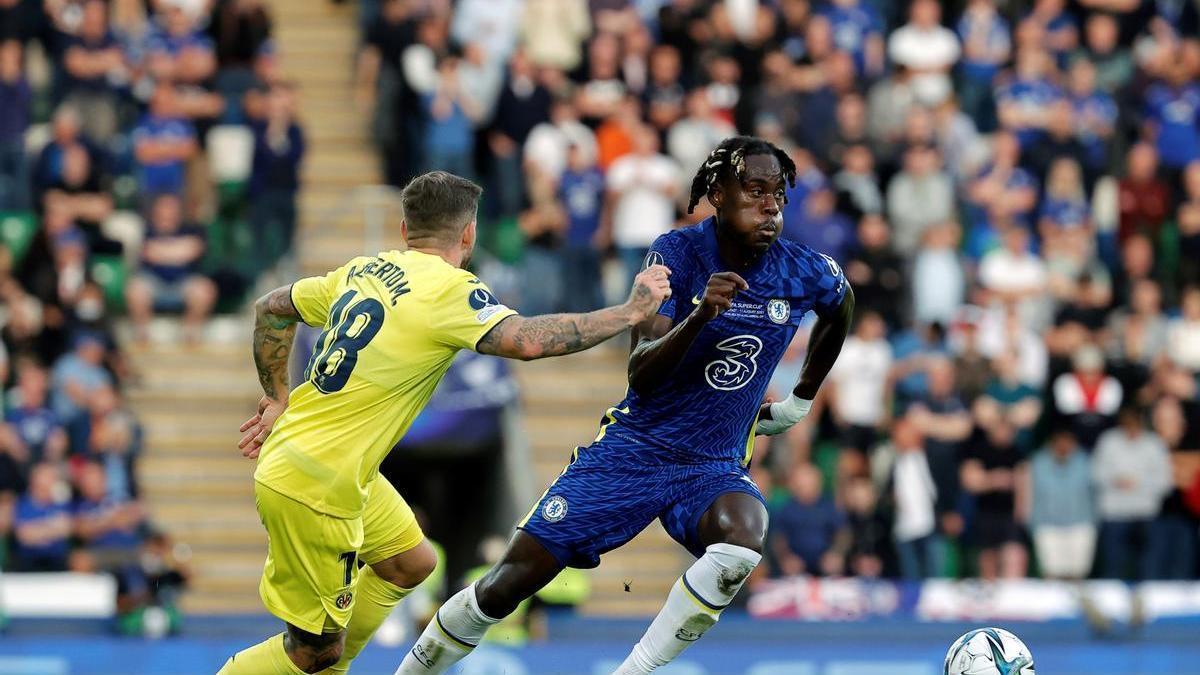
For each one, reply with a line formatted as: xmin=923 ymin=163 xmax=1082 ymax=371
xmin=260 ymin=286 xmax=301 ymax=329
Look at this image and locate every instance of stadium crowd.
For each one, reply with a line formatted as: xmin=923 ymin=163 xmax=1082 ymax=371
xmin=0 ymin=0 xmax=302 ymax=628
xmin=356 ymin=0 xmax=1200 ymax=583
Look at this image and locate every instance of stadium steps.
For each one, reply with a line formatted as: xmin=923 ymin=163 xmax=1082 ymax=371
xmin=276 ymin=0 xmax=386 ymax=276
xmin=514 ymin=352 xmax=692 ymax=617
xmin=126 ymin=339 xmax=267 ymax=615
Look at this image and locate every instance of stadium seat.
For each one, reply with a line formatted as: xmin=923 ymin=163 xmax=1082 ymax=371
xmin=101 ymin=210 xmax=146 ymax=268
xmin=22 ymin=122 xmax=51 ymax=158
xmin=207 ymin=125 xmax=254 ymax=185
xmin=0 ymin=211 xmax=37 ymax=265
xmin=90 ymin=253 xmax=127 ymax=311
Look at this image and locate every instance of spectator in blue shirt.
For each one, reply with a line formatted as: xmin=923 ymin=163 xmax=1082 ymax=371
xmin=32 ymin=105 xmax=105 ymax=202
xmin=0 ymin=39 xmax=30 ymax=210
xmin=1022 ymin=0 xmax=1077 ymax=66
xmin=783 ymin=186 xmax=855 ymax=264
xmin=422 ymin=54 xmax=482 ymax=180
xmin=67 ymin=384 xmax=140 ymax=501
xmin=73 ymin=460 xmax=143 ymax=554
xmin=1039 ymin=157 xmax=1089 ymax=233
xmin=781 ymin=148 xmax=827 ymax=233
xmin=556 ymin=143 xmax=605 ymax=313
xmin=124 ymin=193 xmax=217 ymax=343
xmin=1029 ymin=430 xmax=1095 ymax=580
xmin=132 ymin=85 xmax=198 ymax=199
xmin=966 ymin=131 xmax=1039 ymax=255
xmin=996 ymin=48 xmax=1062 ymax=149
xmin=51 ymin=331 xmax=113 ymax=423
xmin=956 ymin=0 xmax=1011 ymax=130
xmin=1143 ymin=61 xmax=1200 ymax=174
xmin=249 ymin=83 xmax=306 ymax=268
xmin=818 ymin=0 xmax=884 ymax=79
xmin=62 ymin=0 xmax=126 ymax=141
xmin=13 ymin=462 xmax=72 ymax=571
xmin=770 ymin=463 xmax=847 ymax=577
xmin=143 ymin=2 xmax=217 ymax=87
xmin=5 ymin=359 xmax=67 ymax=465
xmin=1068 ymin=58 xmax=1117 ymax=176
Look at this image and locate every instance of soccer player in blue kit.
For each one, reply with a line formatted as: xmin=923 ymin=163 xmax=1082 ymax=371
xmin=396 ymin=136 xmax=855 ymax=674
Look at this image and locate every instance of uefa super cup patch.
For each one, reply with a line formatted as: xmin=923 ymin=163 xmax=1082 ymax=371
xmin=468 ymin=287 xmax=510 ymax=323
xmin=468 ymin=288 xmax=499 ymax=310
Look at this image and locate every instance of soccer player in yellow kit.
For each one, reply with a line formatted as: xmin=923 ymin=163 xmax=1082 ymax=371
xmin=218 ymin=172 xmax=672 ymax=674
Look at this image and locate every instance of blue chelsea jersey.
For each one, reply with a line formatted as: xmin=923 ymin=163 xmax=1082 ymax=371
xmin=599 ymin=218 xmax=848 ymax=465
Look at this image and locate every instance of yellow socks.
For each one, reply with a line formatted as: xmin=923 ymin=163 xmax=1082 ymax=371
xmin=322 ymin=566 xmax=413 ymax=673
xmin=218 ymin=632 xmax=306 ymax=675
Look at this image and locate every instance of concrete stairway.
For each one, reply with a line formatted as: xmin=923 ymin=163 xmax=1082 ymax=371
xmin=273 ymin=0 xmax=402 ymax=275
xmin=127 ymin=340 xmax=265 ymax=615
xmin=512 ymin=349 xmax=692 ymax=617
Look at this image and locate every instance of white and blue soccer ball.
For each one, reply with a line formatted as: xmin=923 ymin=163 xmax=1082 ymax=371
xmin=944 ymin=627 xmax=1035 ymax=675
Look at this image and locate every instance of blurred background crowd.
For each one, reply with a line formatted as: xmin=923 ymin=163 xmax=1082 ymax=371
xmin=350 ymin=0 xmax=1200 ymax=585
xmin=4 ymin=0 xmax=1200 ymax=641
xmin=0 ymin=0 xmax=300 ymax=630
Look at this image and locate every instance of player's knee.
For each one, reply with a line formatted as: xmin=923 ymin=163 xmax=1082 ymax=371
xmin=721 ymin=530 xmax=765 ymax=555
xmin=713 ymin=512 xmax=767 ymax=554
xmin=701 ymin=493 xmax=768 ymax=554
xmin=374 ymin=539 xmax=438 ymax=589
xmin=404 ymin=544 xmax=438 ymax=587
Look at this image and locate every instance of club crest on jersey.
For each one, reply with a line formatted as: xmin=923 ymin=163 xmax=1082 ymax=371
xmin=766 ymin=299 xmax=790 ymax=324
xmin=705 ymin=335 xmax=763 ymax=391
xmin=542 ymin=495 xmax=568 ymax=522
xmin=335 ymin=591 xmax=353 ymax=609
xmin=644 ymin=251 xmax=665 ymax=269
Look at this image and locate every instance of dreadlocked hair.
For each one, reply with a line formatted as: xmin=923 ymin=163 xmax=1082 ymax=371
xmin=687 ymin=136 xmax=798 ymax=214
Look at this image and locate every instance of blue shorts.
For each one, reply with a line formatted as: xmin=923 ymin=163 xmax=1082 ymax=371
xmin=518 ymin=434 xmax=765 ymax=569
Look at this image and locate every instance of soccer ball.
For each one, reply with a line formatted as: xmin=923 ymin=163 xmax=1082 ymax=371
xmin=944 ymin=627 xmax=1035 ymax=675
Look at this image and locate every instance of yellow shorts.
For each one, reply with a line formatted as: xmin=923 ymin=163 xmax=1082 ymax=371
xmin=255 ymin=477 xmax=424 ymax=634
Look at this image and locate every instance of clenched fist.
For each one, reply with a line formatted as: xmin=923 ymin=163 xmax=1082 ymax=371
xmin=694 ymin=272 xmax=749 ymax=321
xmin=626 ymin=264 xmax=673 ymax=323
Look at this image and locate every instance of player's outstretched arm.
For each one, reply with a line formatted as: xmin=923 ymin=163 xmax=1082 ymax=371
xmin=757 ymin=284 xmax=855 ymax=435
xmin=475 ymin=265 xmax=672 ymax=361
xmin=238 ymin=285 xmax=303 ymax=456
xmin=627 ymin=271 xmax=749 ymax=393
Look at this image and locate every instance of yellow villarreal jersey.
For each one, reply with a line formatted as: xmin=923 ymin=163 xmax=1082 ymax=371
xmin=253 ymin=250 xmax=516 ymax=518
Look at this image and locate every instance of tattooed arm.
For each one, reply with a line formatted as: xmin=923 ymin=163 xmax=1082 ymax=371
xmin=476 ymin=265 xmax=673 ymax=360
xmin=239 ymin=285 xmax=302 ymax=457
xmin=253 ymin=285 xmax=302 ymax=400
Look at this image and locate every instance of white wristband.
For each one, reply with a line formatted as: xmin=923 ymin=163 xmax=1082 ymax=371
xmin=770 ymin=394 xmax=812 ymax=425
